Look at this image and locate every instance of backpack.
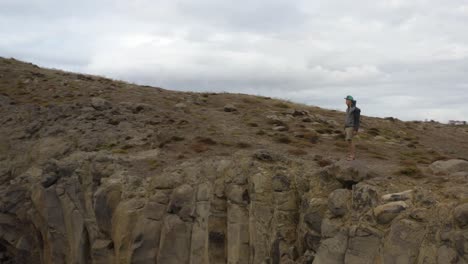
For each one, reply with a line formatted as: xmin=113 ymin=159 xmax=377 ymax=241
xmin=354 ymin=107 xmax=361 ymax=130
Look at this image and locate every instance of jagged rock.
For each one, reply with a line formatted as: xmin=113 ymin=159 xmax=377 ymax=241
xmin=303 ymin=198 xmax=328 ymax=234
xmin=167 ymin=184 xmax=195 ymax=221
xmin=453 ymin=230 xmax=468 ymax=260
xmin=253 ymin=149 xmax=279 ymax=162
xmin=272 ymin=173 xmax=291 ymax=192
xmin=223 ymin=104 xmax=237 ymax=112
xmin=321 ymin=217 xmax=342 ymax=238
xmin=94 ymin=181 xmax=122 ymax=235
xmin=274 ymin=191 xmax=298 ymax=211
xmin=327 ymin=160 xmax=376 ymax=186
xmin=429 ymin=159 xmax=468 ymax=175
xmin=174 ymin=103 xmax=187 ymax=109
xmin=272 ymin=125 xmax=288 ymax=131
xmin=157 ymin=214 xmax=192 ymax=263
xmin=226 ymin=184 xmax=249 ymax=205
xmin=382 ymin=219 xmax=426 ymax=263
xmin=409 ymin=208 xmax=428 ymax=222
xmin=91 ymin=97 xmax=111 ymax=111
xmin=373 ymin=201 xmax=409 ymax=224
xmin=312 ymin=231 xmax=348 ymax=264
xmin=266 ymin=114 xmax=287 ymax=126
xmin=143 ymin=201 xmax=166 ymax=221
xmin=328 ymin=189 xmax=351 ymax=217
xmin=437 ymin=245 xmax=458 ymax=264
xmin=196 ymin=182 xmax=213 ymax=201
xmin=41 ymin=173 xmax=59 ymax=188
xmin=150 ymin=170 xmax=183 ymax=189
xmin=453 ymin=203 xmax=468 ymax=228
xmin=352 ymin=183 xmax=379 ymax=211
xmin=345 ymin=226 xmax=383 ymax=264
xmin=381 ymin=190 xmax=413 ymax=202
xmin=285 ymin=109 xmax=309 ymax=116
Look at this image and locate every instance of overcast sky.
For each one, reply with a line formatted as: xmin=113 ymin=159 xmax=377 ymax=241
xmin=1 ymin=0 xmax=468 ymax=122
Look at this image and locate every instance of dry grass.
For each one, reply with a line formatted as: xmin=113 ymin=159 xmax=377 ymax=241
xmin=396 ymin=166 xmax=422 ymax=177
xmin=147 ymin=159 xmax=160 ymax=170
xmin=370 ymin=154 xmax=388 ymax=160
xmin=334 ymin=141 xmax=348 ymax=148
xmin=112 ymin=149 xmax=128 ymax=154
xmin=316 ymin=128 xmax=333 ymax=134
xmin=190 ymin=143 xmax=209 ymax=153
xmin=276 ymin=135 xmax=292 ymax=144
xmin=236 ymin=142 xmax=252 ymax=148
xmin=242 ymin=97 xmax=261 ymax=104
xmin=288 ymin=148 xmax=308 ymax=156
xmin=317 ymin=159 xmax=333 ymax=167
xmin=195 ymin=137 xmax=217 ymax=145
xmin=274 ymin=102 xmax=290 ymax=109
xmin=367 ymin=128 xmax=380 ymax=136
xmin=171 ymin=136 xmax=185 ymax=142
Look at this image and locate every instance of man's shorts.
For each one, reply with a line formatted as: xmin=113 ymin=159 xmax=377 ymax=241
xmin=345 ymin=127 xmax=355 ymax=141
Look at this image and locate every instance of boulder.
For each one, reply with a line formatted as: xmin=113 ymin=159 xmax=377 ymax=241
xmin=321 ymin=217 xmax=342 ymax=238
xmin=272 ymin=125 xmax=288 ymax=131
xmin=345 ymin=226 xmax=383 ymax=264
xmin=352 ymin=183 xmax=379 ymax=211
xmin=381 ymin=190 xmax=413 ymax=202
xmin=167 ymin=184 xmax=195 ymax=221
xmin=429 ymin=159 xmax=468 ymax=175
xmin=91 ymin=97 xmax=111 ymax=111
xmin=373 ymin=201 xmax=409 ymax=224
xmin=329 ymin=160 xmax=376 ymax=186
xmin=223 ymin=104 xmax=237 ymax=112
xmin=174 ymin=103 xmax=187 ymax=109
xmin=226 ymin=184 xmax=249 ymax=205
xmin=272 ymin=173 xmax=291 ymax=192
xmin=328 ymin=189 xmax=351 ymax=217
xmin=382 ymin=219 xmax=426 ymax=263
xmin=93 ymin=182 xmax=122 ymax=235
xmin=453 ymin=203 xmax=468 ymax=228
xmin=157 ymin=214 xmax=191 ymax=264
xmin=437 ymin=245 xmax=458 ymax=264
xmin=312 ymin=231 xmax=348 ymax=264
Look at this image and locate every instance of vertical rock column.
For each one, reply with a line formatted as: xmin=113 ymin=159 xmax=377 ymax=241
xmin=208 ymin=178 xmax=228 ymax=263
xmin=157 ymin=184 xmax=195 ymax=264
xmin=190 ymin=182 xmax=213 ymax=264
xmin=270 ymin=172 xmax=299 ymax=263
xmin=248 ymin=170 xmax=274 ymax=263
xmin=226 ymin=181 xmax=250 ymax=264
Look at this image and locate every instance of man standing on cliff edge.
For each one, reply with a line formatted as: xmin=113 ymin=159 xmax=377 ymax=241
xmin=344 ymin=95 xmax=361 ymax=161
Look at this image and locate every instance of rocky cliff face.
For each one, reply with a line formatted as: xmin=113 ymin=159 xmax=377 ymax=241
xmin=0 ymin=57 xmax=468 ymax=263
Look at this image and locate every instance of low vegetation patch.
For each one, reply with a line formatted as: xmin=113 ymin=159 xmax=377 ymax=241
xmin=195 ymin=137 xmax=217 ymax=145
xmin=288 ymin=148 xmax=308 ymax=156
xmin=276 ymin=135 xmax=292 ymax=144
xmin=190 ymin=143 xmax=209 ymax=153
xmin=236 ymin=142 xmax=252 ymax=148
xmin=274 ymin=102 xmax=290 ymax=108
xmin=397 ymin=166 xmax=422 ymax=177
xmin=367 ymin=127 xmax=380 ymax=136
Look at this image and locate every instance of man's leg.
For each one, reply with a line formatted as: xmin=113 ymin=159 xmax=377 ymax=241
xmin=350 ymin=140 xmax=355 ymax=160
xmin=345 ymin=127 xmax=355 ymax=160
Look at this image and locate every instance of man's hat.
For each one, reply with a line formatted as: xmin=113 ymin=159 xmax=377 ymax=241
xmin=344 ymin=95 xmax=354 ymax=101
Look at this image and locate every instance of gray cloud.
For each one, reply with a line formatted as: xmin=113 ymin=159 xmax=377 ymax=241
xmin=1 ymin=0 xmax=467 ymax=122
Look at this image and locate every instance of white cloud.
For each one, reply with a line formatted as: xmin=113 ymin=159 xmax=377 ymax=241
xmin=0 ymin=0 xmax=467 ymax=122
